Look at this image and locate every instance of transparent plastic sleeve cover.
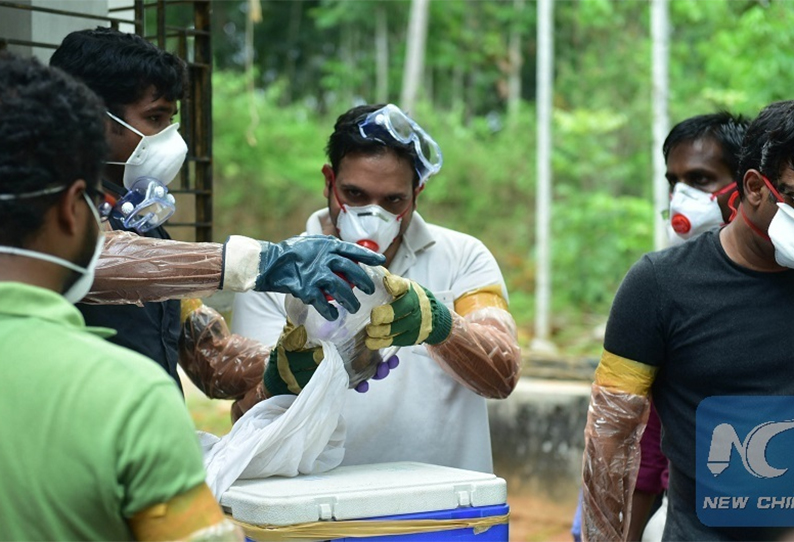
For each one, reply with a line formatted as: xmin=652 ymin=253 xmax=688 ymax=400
xmin=178 ymin=303 xmax=271 ymax=421
xmin=581 ymin=383 xmax=650 ymax=542
xmin=84 ymin=230 xmax=222 ymax=305
xmin=426 ymin=306 xmax=521 ymax=399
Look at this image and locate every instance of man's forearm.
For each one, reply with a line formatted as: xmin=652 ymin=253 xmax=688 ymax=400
xmin=426 ymin=307 xmax=521 ymax=399
xmin=178 ymin=302 xmax=270 ymax=405
xmin=85 ymin=230 xmax=223 ymax=304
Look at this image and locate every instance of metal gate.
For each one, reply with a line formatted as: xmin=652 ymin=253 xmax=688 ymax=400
xmin=0 ymin=0 xmax=213 ymax=242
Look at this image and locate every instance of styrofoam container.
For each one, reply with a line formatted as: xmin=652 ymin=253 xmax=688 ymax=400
xmin=220 ymin=461 xmax=508 ymax=530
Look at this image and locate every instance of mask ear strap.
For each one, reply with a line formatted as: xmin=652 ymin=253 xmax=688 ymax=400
xmin=325 ymin=167 xmax=347 ymax=213
xmin=398 ymin=185 xmax=423 ymax=220
xmin=739 ymin=203 xmax=771 ymax=242
xmin=728 ymin=190 xmax=740 ymax=223
xmin=106 ymin=111 xmax=145 ymax=138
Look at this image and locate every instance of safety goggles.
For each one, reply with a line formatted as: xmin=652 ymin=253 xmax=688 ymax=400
xmin=115 ymin=177 xmax=176 ymax=233
xmin=357 ymin=104 xmax=443 ymax=185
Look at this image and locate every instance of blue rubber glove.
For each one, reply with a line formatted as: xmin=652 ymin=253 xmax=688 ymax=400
xmin=353 ymin=354 xmax=399 ymax=393
xmin=221 ymin=235 xmax=386 ymax=321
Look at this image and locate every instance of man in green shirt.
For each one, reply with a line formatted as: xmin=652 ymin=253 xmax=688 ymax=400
xmin=0 ymin=54 xmax=240 ymax=541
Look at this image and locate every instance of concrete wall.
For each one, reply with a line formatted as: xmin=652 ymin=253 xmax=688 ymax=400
xmin=0 ymin=1 xmax=112 ymax=63
xmin=488 ymin=378 xmax=591 ymax=504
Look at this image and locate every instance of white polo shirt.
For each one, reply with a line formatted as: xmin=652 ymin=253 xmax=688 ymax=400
xmin=231 ymin=209 xmax=509 ymax=473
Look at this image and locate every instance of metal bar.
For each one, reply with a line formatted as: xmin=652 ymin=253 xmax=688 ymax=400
xmin=0 ymin=38 xmax=57 ymax=49
xmin=143 ymin=27 xmax=210 ymax=37
xmin=156 ymin=0 xmax=166 ymax=50
xmin=109 ymin=4 xmax=135 ymax=13
xmin=140 ymin=0 xmax=198 ymax=6
xmin=192 ymin=0 xmax=213 ymax=242
xmin=177 ymin=30 xmax=190 ymax=192
xmin=0 ymin=1 xmax=138 ymax=25
xmin=134 ymin=0 xmax=144 ymax=38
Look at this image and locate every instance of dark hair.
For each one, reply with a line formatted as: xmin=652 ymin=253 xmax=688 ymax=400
xmin=49 ymin=27 xmax=186 ymax=117
xmin=325 ymin=104 xmax=421 ymax=188
xmin=663 ymin=111 xmax=749 ymax=183
xmin=0 ymin=52 xmax=108 ymax=247
xmin=736 ymin=101 xmax=794 ymax=199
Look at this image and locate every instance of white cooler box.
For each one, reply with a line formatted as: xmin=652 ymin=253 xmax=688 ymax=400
xmin=220 ymin=461 xmax=510 ymax=542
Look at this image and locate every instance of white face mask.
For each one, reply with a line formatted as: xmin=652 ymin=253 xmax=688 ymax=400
xmin=767 ymin=202 xmax=794 ymax=269
xmin=336 ymin=204 xmax=402 ymax=253
xmin=106 ymin=112 xmax=188 ymax=189
xmin=0 ymin=192 xmax=105 ymax=303
xmin=665 ymin=222 xmax=687 ymax=247
xmin=668 ymin=182 xmax=726 ymax=240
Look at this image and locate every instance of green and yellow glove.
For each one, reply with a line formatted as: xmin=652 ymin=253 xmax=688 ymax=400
xmin=263 ymin=321 xmax=324 ymax=396
xmin=365 ymin=271 xmax=453 ymax=349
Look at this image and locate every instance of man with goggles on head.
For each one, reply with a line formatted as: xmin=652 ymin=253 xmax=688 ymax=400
xmin=49 ymin=28 xmax=384 ymax=394
xmin=183 ymin=103 xmax=521 ymax=473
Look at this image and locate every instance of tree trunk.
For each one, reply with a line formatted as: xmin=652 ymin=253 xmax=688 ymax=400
xmin=508 ymin=0 xmax=526 ymax=121
xmin=651 ymin=0 xmax=670 ymax=250
xmin=533 ymin=0 xmax=554 ymax=348
xmin=375 ymin=3 xmax=389 ymax=104
xmin=282 ymin=0 xmax=303 ymax=105
xmin=400 ymin=0 xmax=430 ymax=113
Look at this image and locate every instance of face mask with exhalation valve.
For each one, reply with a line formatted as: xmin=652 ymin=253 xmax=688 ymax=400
xmin=0 ymin=189 xmax=105 ymax=303
xmin=114 ymin=177 xmax=176 ymax=233
xmin=667 ymin=182 xmax=735 ymax=241
xmin=284 ymin=264 xmax=399 ymax=390
xmin=105 ymin=112 xmax=188 ymax=189
xmin=335 ymin=203 xmax=405 ymax=253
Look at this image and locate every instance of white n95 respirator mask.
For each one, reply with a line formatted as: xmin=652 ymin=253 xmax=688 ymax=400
xmin=767 ymin=202 xmax=794 ymax=269
xmin=0 ymin=191 xmax=105 ymax=303
xmin=668 ymin=182 xmax=731 ymax=240
xmin=105 ymin=112 xmax=188 ymax=189
xmin=336 ymin=204 xmax=402 ymax=253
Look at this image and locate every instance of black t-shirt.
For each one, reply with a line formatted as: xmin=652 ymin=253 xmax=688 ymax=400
xmin=604 ymin=230 xmax=794 ymax=539
xmin=77 ymin=209 xmax=182 ymax=393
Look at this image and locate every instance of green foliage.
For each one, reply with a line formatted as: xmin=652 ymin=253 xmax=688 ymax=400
xmin=551 ymin=186 xmax=654 ymax=314
xmin=212 ymin=71 xmax=328 ymax=241
xmin=206 ymin=0 xmax=794 ymax=353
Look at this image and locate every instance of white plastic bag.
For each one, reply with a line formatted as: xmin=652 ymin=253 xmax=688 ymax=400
xmin=201 ymin=340 xmax=349 ymax=498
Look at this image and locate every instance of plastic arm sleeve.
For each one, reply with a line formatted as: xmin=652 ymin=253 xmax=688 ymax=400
xmin=177 ymin=302 xmax=271 ymax=419
xmin=83 ymin=230 xmax=223 ymax=305
xmin=581 ymin=352 xmax=657 ymax=542
xmin=425 ymin=306 xmax=521 ymax=399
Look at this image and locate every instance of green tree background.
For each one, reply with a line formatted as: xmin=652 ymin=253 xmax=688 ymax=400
xmin=198 ymin=0 xmax=791 ymax=356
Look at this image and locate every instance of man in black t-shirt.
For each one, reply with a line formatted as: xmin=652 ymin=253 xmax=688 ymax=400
xmin=583 ymin=102 xmax=794 ymax=541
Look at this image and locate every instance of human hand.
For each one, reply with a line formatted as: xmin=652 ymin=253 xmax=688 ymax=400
xmin=263 ymin=321 xmax=323 ymax=396
xmin=365 ymin=271 xmax=452 ymax=349
xmin=221 ymin=235 xmax=386 ymax=320
xmin=353 ymin=354 xmax=399 ymax=393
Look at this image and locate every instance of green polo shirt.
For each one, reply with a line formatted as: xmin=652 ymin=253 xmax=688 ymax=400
xmin=0 ymin=282 xmax=207 ymax=541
